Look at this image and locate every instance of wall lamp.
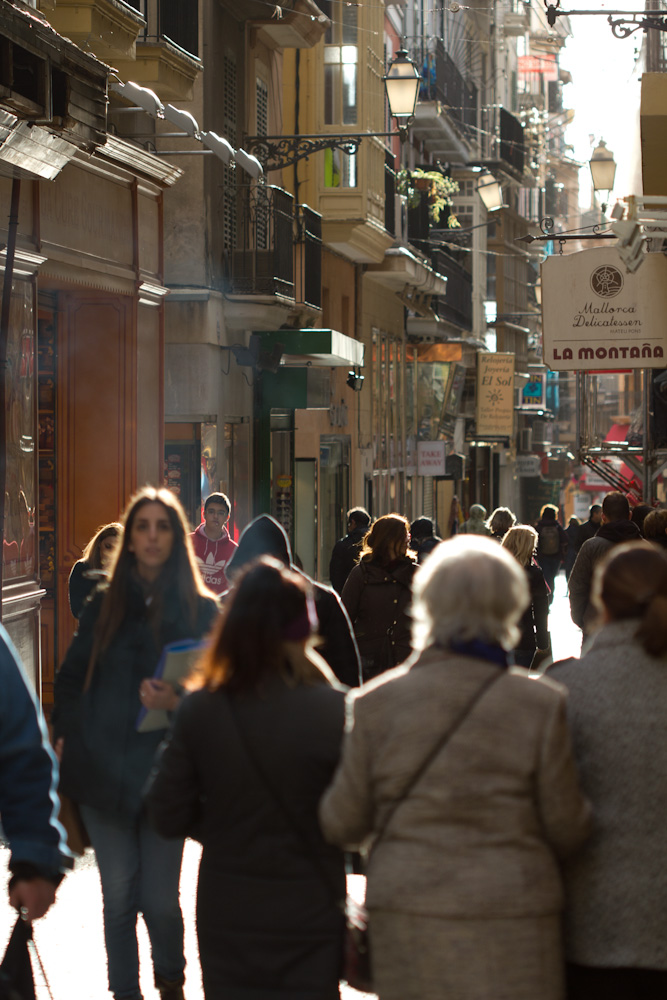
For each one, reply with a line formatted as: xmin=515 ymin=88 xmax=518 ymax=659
xmin=346 ymin=368 xmax=365 ymax=391
xmin=109 ymin=79 xmax=263 ymax=179
xmin=245 ymin=48 xmax=421 ymax=170
xmin=476 ymin=170 xmax=504 ymax=212
xmin=590 ymin=139 xmax=617 ymax=215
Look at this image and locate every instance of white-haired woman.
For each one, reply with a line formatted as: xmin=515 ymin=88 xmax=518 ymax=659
xmin=502 ymin=525 xmax=550 ymax=668
xmin=319 ymin=536 xmax=591 ymax=1000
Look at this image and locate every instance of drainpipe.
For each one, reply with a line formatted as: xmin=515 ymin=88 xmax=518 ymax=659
xmin=0 ymin=177 xmax=21 ymax=619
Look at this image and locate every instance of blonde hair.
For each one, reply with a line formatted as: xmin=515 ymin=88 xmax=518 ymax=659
xmin=411 ymin=535 xmax=529 ymax=652
xmin=502 ymin=525 xmax=538 ymax=568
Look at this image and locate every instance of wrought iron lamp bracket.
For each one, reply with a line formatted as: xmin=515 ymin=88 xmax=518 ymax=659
xmin=245 ymin=134 xmax=363 ymax=170
xmin=544 ymin=1 xmax=667 ymax=37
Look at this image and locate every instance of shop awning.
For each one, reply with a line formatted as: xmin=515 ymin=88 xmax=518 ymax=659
xmin=256 ymin=329 xmax=364 ymax=368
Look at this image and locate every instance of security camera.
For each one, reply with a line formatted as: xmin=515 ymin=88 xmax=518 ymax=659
xmin=346 ymin=370 xmax=364 ymax=391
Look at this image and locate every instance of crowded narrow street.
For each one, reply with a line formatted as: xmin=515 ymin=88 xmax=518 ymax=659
xmin=1 ymin=573 xmax=580 ymax=1000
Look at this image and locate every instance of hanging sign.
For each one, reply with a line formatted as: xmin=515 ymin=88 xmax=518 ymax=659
xmin=476 ymin=352 xmax=515 ymax=437
xmin=518 ymin=54 xmax=558 ymax=80
xmin=541 ymin=247 xmax=667 ymax=371
xmin=516 ymin=455 xmax=542 ymax=477
xmin=417 ymin=440 xmax=446 ymax=476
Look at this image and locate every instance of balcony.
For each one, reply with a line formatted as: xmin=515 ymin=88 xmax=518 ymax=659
xmin=252 ymin=0 xmax=329 ymax=49
xmin=430 ymin=249 xmax=473 ymax=331
xmin=228 ymin=185 xmax=295 ymax=299
xmin=504 ymin=0 xmax=531 ymax=36
xmin=481 ymin=106 xmax=527 ymax=181
xmin=114 ymin=0 xmax=202 ymax=101
xmin=407 ymin=38 xmax=478 ymax=163
xmin=46 ymin=0 xmax=145 ymax=62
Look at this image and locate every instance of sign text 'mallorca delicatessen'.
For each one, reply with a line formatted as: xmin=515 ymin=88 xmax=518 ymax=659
xmin=541 ymin=247 xmax=667 ymax=371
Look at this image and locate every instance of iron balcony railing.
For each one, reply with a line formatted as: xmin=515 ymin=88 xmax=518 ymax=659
xmin=229 ymin=185 xmax=295 ymax=299
xmin=405 ymin=37 xmax=477 ymax=130
xmin=481 ymin=106 xmax=525 ymax=175
xmin=297 ymin=205 xmax=322 ymax=310
xmin=430 ymin=248 xmax=473 ymax=331
xmin=126 ymin=0 xmax=199 ymax=57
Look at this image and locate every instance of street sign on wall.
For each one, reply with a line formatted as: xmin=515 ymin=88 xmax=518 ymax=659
xmin=541 ymin=247 xmax=667 ymax=371
xmin=516 ymin=455 xmax=542 ymax=477
xmin=476 ymin=353 xmax=515 ymax=436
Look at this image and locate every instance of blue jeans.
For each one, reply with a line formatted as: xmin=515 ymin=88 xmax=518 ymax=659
xmin=80 ymin=805 xmax=185 ymax=1000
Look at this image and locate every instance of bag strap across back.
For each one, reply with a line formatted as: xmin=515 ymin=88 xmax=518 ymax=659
xmin=220 ymin=665 xmax=504 ymax=902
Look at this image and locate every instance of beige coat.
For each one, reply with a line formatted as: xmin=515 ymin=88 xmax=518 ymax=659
xmin=320 ymin=647 xmax=591 ymax=918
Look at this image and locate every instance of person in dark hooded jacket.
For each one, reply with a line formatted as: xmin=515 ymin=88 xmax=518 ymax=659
xmin=341 ymin=513 xmax=418 ymax=681
xmin=568 ymin=491 xmax=642 ymax=637
xmin=225 ymin=515 xmax=362 ymax=688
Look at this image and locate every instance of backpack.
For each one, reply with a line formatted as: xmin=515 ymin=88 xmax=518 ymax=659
xmin=539 ymin=524 xmax=561 ymax=556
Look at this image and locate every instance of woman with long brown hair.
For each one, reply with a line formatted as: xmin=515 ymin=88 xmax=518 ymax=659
xmin=68 ymin=521 xmax=123 ymax=619
xmin=146 ymin=557 xmax=346 ymax=1000
xmin=52 ymin=487 xmax=218 ymax=1000
xmin=341 ymin=513 xmax=417 ymax=681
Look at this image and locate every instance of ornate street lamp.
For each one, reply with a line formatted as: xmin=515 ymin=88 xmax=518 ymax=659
xmin=383 ymin=49 xmax=420 ymax=123
xmin=245 ymin=49 xmax=421 ymax=170
xmin=590 ymin=139 xmax=617 ymax=214
xmin=477 ymin=170 xmax=504 ymax=212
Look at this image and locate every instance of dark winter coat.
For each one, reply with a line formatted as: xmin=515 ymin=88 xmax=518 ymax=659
xmin=68 ymin=559 xmax=106 ymax=619
xmin=341 ymin=557 xmax=417 ymax=681
xmin=145 ymin=674 xmax=346 ymax=1000
xmin=52 ymin=579 xmax=218 ymax=818
xmin=535 ymin=517 xmax=568 ymax=562
xmin=226 ymin=515 xmax=362 ymax=687
xmin=328 ymin=526 xmax=366 ymax=594
xmin=568 ymin=519 xmax=642 ymax=632
xmin=575 ymin=518 xmax=600 ymax=552
xmin=517 ymin=562 xmax=550 ymax=654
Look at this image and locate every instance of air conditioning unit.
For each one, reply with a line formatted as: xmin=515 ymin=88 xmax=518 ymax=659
xmin=519 ymin=428 xmax=533 ymax=452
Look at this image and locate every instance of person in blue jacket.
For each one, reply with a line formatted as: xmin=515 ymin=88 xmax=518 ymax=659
xmin=0 ymin=623 xmax=69 ymax=921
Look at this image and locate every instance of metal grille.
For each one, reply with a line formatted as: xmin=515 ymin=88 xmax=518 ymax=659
xmin=230 ymin=186 xmax=295 ymax=298
xmin=223 ymin=53 xmax=237 ymax=254
xmin=298 ymin=206 xmax=322 ymax=309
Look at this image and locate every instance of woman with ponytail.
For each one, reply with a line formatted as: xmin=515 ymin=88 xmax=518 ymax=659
xmin=551 ymin=542 xmax=667 ymax=1000
xmin=52 ymin=487 xmax=218 ymax=1000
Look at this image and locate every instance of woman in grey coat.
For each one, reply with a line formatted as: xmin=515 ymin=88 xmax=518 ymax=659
xmin=550 ymin=541 xmax=667 ymax=1000
xmin=320 ymin=536 xmax=591 ymax=1000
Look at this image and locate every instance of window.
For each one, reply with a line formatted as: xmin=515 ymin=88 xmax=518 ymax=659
xmin=324 ymin=1 xmax=358 ymax=126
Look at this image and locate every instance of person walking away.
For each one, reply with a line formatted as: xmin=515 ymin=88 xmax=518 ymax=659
xmin=630 ymin=503 xmax=652 ymax=535
xmin=146 ymin=559 xmax=346 ymax=1000
xmin=68 ymin=522 xmax=123 ymax=619
xmin=535 ymin=505 xmax=568 ymax=606
xmin=642 ymin=508 xmax=667 ymax=548
xmin=409 ymin=516 xmax=442 ymax=563
xmin=502 ymin=525 xmax=550 ymax=668
xmin=568 ymin=491 xmax=641 ymax=638
xmin=225 ymin=514 xmax=361 ymax=687
xmin=0 ymin=624 xmax=70 ymax=922
xmin=564 ymin=516 xmax=581 ymax=581
xmin=329 ymin=507 xmax=371 ymax=593
xmin=575 ymin=505 xmax=602 ymax=553
xmin=551 ymin=543 xmax=667 ymax=1000
xmin=189 ymin=492 xmax=238 ymax=595
xmin=52 ymin=487 xmax=219 ymax=1000
xmin=486 ymin=507 xmax=516 ymax=542
xmin=342 ymin=514 xmax=417 ymax=682
xmin=459 ymin=504 xmax=490 ymax=535
xmin=320 ymin=536 xmax=591 ymax=1000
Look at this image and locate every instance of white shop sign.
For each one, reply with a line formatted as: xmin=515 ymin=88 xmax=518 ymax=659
xmin=541 ymin=247 xmax=667 ymax=371
xmin=417 ymin=440 xmax=447 ymax=476
xmin=515 ymin=455 xmax=542 ymax=477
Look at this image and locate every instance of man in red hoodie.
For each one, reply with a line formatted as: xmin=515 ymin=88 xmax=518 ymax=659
xmin=189 ymin=492 xmax=238 ymax=595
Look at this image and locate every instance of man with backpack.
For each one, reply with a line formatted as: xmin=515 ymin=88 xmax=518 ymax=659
xmin=535 ymin=504 xmax=569 ymax=606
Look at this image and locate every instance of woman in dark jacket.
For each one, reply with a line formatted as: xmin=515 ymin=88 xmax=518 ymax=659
xmin=146 ymin=558 xmax=346 ymax=1000
xmin=342 ymin=513 xmax=417 ymax=681
xmin=502 ymin=525 xmax=550 ymax=668
xmin=68 ymin=520 xmax=122 ymax=619
xmin=52 ymin=487 xmax=218 ymax=1000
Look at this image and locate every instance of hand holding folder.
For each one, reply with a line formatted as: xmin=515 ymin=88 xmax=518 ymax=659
xmin=136 ymin=638 xmax=206 ymax=732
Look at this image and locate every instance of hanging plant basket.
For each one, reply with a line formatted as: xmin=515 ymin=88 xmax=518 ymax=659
xmin=396 ymin=168 xmax=462 ymax=226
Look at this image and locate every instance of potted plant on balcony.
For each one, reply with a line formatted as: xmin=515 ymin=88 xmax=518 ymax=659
xmin=396 ymin=168 xmax=461 ymax=226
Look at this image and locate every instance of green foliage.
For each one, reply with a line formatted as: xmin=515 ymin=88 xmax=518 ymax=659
xmin=396 ymin=169 xmax=461 ymax=226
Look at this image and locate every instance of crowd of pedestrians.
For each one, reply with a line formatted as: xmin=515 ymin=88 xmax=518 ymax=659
xmin=4 ymin=486 xmax=667 ymax=1000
